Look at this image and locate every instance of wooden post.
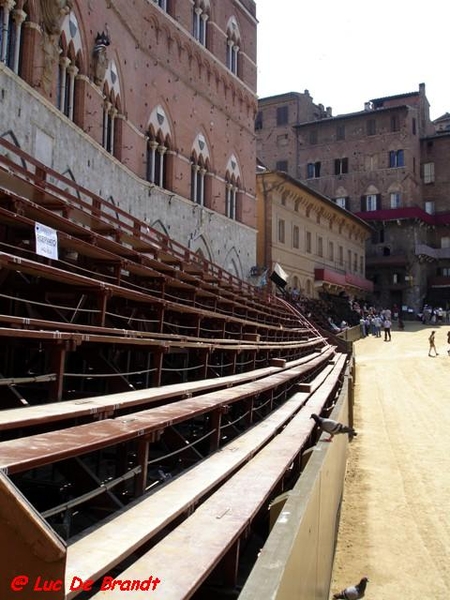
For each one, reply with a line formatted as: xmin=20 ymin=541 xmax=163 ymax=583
xmin=245 ymin=398 xmax=254 ymax=426
xmin=199 ymin=348 xmax=209 ymax=380
xmin=97 ymin=291 xmax=108 ymax=327
xmin=48 ymin=342 xmax=67 ymax=402
xmin=209 ymin=407 xmax=223 ymax=452
xmin=135 ymin=437 xmax=150 ymax=497
xmin=222 ymin=538 xmax=240 ymax=587
xmin=152 ymin=349 xmax=164 ymax=387
xmin=348 ymin=374 xmax=354 ymax=429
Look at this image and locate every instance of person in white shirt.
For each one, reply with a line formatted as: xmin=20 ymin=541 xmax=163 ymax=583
xmin=383 ymin=317 xmax=392 ymax=341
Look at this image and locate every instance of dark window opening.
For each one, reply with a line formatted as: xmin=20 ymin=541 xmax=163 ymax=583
xmin=276 ymin=106 xmax=288 ymax=126
xmin=334 ymin=157 xmax=348 ymax=175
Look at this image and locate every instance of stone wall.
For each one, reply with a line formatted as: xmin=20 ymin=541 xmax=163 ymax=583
xmin=0 ymin=66 xmax=257 ymax=279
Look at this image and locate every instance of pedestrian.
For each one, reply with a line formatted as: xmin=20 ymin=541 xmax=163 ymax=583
xmin=373 ymin=314 xmax=382 ymax=338
xmin=428 ymin=330 xmax=439 ymax=357
xmin=359 ymin=317 xmax=366 ymax=337
xmin=383 ymin=317 xmax=392 ymax=341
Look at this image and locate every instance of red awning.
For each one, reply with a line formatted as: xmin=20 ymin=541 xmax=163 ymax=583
xmin=315 ymin=268 xmax=373 ymax=292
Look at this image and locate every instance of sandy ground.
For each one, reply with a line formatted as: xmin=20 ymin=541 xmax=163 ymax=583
xmin=329 ymin=321 xmax=450 ymax=599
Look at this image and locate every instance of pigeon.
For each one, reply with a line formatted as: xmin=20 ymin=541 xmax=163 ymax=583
xmin=310 ymin=413 xmax=357 ymax=442
xmin=333 ymin=577 xmax=369 ymax=599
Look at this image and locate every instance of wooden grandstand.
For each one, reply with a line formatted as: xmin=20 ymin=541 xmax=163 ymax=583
xmin=0 ymin=138 xmax=351 ymax=599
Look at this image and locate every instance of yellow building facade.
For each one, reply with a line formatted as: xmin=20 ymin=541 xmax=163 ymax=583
xmin=256 ymin=170 xmax=373 ymax=299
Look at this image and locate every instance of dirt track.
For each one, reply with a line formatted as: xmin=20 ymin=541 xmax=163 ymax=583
xmin=329 ymin=322 xmax=450 ymax=599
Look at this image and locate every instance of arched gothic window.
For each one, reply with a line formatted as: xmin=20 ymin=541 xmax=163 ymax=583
xmin=102 ymin=89 xmax=120 ymax=156
xmin=225 ymin=175 xmax=239 ymax=220
xmin=57 ymin=12 xmax=82 ymax=122
xmin=101 ymin=59 xmax=121 ymax=157
xmin=193 ymin=0 xmax=209 ymax=47
xmin=57 ymin=43 xmax=78 ymax=120
xmin=147 ymin=133 xmax=168 ymax=188
xmin=226 ymin=17 xmax=240 ymax=76
xmin=146 ymin=105 xmax=172 ymax=190
xmin=0 ymin=3 xmax=26 ymax=73
xmin=225 ymin=154 xmax=242 ymax=221
xmin=191 ymin=133 xmax=211 ymax=207
xmin=191 ymin=155 xmax=207 ymax=206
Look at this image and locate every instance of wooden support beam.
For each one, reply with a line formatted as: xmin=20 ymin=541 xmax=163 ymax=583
xmin=193 ymin=314 xmax=201 ymax=337
xmin=32 ymin=166 xmax=47 ymax=203
xmin=199 ymin=348 xmax=210 ymax=380
xmin=157 ymin=305 xmax=165 ymax=334
xmin=244 ymin=398 xmax=254 ymax=426
xmin=135 ymin=437 xmax=150 ymax=497
xmin=152 ymin=349 xmax=164 ymax=387
xmin=97 ymin=291 xmax=108 ymax=327
xmin=48 ymin=342 xmax=67 ymax=402
xmin=209 ymin=407 xmax=223 ymax=452
xmin=222 ymin=538 xmax=240 ymax=588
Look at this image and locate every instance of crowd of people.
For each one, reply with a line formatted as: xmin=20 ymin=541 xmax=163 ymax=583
xmin=419 ymin=304 xmax=450 ymax=324
xmin=357 ymin=308 xmax=394 ymax=342
xmin=284 ymin=287 xmax=450 ymax=354
xmin=341 ymin=301 xmax=450 ymax=355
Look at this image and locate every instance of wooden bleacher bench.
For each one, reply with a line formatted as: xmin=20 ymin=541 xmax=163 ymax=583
xmin=0 ymin=347 xmax=332 ymax=433
xmin=0 ymin=139 xmax=304 ymax=324
xmin=0 ymin=347 xmax=338 ymax=475
xmin=0 ymin=249 xmax=303 ymax=337
xmin=64 ymin=387 xmax=313 ymax=597
xmin=86 ymin=354 xmax=347 ymax=599
xmin=0 ymin=191 xmax=295 ymax=327
xmin=65 ymin=354 xmax=346 ymax=598
xmin=0 ymin=313 xmax=310 ymax=346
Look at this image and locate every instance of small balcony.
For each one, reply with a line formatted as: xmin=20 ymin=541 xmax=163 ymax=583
xmin=415 ymin=244 xmax=450 ymax=261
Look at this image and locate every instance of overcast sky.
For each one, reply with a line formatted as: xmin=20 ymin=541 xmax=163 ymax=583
xmin=256 ymin=0 xmax=449 ymax=121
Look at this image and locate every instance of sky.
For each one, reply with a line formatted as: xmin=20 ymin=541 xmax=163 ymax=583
xmin=256 ymin=0 xmax=449 ymax=121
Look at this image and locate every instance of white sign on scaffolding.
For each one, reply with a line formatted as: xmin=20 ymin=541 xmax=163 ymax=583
xmin=35 ymin=222 xmax=59 ymax=260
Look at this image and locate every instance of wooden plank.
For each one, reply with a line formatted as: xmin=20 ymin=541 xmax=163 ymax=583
xmin=0 ymin=189 xmax=294 ymax=325
xmin=0 ymin=250 xmax=307 ymax=332
xmin=0 ymin=349 xmax=331 ymax=432
xmin=0 ymin=313 xmax=310 ymax=345
xmin=65 ymin=388 xmax=312 ymax=597
xmin=88 ymin=355 xmax=347 ymax=599
xmin=0 ymin=348 xmax=337 ymax=474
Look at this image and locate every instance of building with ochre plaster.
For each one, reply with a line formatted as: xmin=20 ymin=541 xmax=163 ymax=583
xmin=256 ymin=170 xmax=373 ymax=300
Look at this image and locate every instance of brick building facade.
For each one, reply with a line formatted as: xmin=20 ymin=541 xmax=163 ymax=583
xmin=257 ymin=84 xmax=450 ymax=312
xmin=0 ymin=0 xmax=258 ymax=279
